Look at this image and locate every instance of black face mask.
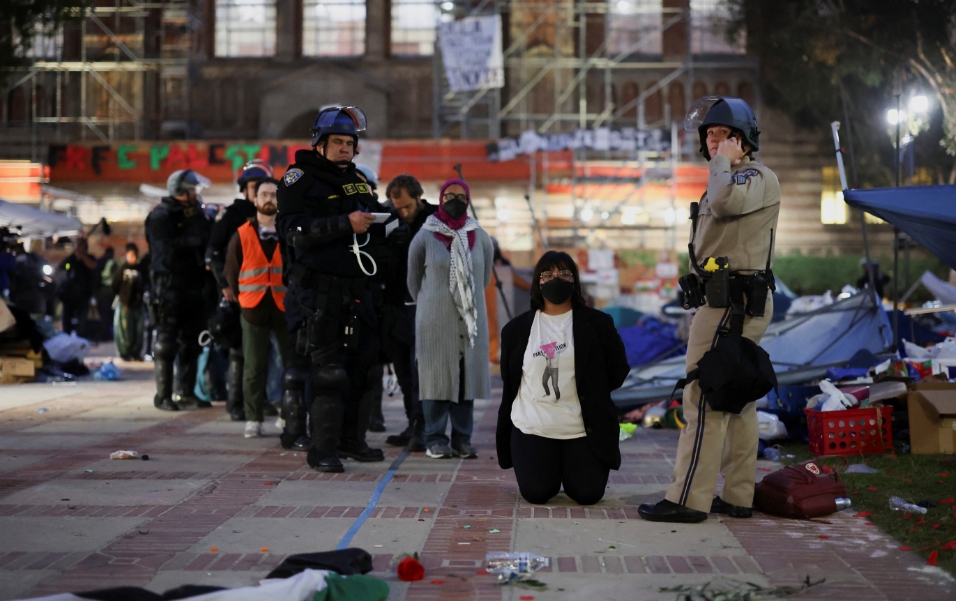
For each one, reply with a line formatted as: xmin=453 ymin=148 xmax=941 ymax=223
xmin=443 ymin=198 xmax=468 ymax=219
xmin=541 ymin=278 xmax=575 ymax=305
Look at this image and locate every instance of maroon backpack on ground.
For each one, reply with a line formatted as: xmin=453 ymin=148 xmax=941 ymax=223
xmin=753 ymin=460 xmax=847 ymax=519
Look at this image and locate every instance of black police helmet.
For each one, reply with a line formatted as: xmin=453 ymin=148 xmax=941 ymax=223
xmin=696 ymin=97 xmax=760 ymax=160
xmin=310 ymin=106 xmax=367 ymax=148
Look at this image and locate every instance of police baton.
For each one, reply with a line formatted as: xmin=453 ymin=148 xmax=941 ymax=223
xmin=452 ymin=164 xmax=513 ymax=321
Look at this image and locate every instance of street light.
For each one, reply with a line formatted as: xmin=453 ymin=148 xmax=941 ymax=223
xmin=886 ymin=109 xmax=903 ymax=126
xmin=909 ymin=95 xmax=928 ymax=113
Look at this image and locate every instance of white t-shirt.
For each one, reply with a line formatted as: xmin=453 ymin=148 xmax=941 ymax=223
xmin=511 ymin=310 xmax=586 ymax=439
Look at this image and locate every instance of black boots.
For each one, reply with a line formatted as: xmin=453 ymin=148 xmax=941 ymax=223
xmin=307 ymin=395 xmax=344 ymax=473
xmin=153 ymin=356 xmax=179 ymax=412
xmin=225 ymin=349 xmax=245 ymax=421
xmin=710 ymin=496 xmax=753 ymax=518
xmin=387 ymin=417 xmax=425 ymax=452
xmin=280 ymin=386 xmax=311 ymax=451
xmin=338 ymin=380 xmax=384 ymax=462
xmin=638 ymin=499 xmax=708 ymax=523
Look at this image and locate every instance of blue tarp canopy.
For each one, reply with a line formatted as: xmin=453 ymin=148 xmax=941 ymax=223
xmin=843 ymin=184 xmax=956 ymax=271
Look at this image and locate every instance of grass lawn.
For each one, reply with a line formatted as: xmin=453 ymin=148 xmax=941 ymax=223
xmin=777 ymin=442 xmax=956 ymax=577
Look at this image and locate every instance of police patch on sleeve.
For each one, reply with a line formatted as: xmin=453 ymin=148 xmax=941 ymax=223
xmin=283 ymin=168 xmax=305 ymax=186
xmin=731 ymin=169 xmax=758 ymax=185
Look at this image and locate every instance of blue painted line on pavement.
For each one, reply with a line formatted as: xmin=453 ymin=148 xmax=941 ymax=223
xmin=336 ymin=448 xmax=411 ymax=550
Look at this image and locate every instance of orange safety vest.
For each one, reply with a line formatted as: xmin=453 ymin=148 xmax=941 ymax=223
xmin=237 ymin=221 xmax=285 ymax=311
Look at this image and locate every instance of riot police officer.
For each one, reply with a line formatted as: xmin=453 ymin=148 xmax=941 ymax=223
xmin=145 ymin=170 xmax=214 ymax=411
xmin=277 ymin=106 xmax=409 ymax=472
xmin=207 ymin=160 xmax=275 ymax=421
xmin=639 ymin=97 xmax=780 ymax=523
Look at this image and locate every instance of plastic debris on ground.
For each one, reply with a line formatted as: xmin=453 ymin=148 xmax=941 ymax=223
xmin=92 ymin=360 xmax=122 ymax=381
xmin=757 ymin=411 xmax=788 ymax=441
xmin=485 ymin=552 xmax=549 ymax=580
xmin=846 ymin=463 xmax=880 ymax=474
xmin=889 ymin=496 xmax=928 ymax=515
xmin=110 ymin=450 xmax=140 ymax=460
xmin=43 ymin=332 xmax=91 ymax=363
xmin=619 ymin=423 xmax=636 ymax=441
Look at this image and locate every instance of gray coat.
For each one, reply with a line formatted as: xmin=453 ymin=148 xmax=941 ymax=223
xmin=407 ymin=227 xmax=494 ymax=402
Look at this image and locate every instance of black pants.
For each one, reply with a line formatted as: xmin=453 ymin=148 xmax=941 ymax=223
xmin=510 ymin=428 xmax=610 ymax=506
xmin=379 ymin=303 xmax=422 ymax=422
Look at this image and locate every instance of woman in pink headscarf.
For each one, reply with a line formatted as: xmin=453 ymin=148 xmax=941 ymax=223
xmin=407 ymin=179 xmax=494 ymax=459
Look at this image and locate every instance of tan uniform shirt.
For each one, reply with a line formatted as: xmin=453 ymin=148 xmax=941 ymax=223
xmin=690 ymin=154 xmax=781 ymax=273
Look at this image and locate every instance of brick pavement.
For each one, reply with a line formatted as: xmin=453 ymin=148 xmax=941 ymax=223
xmin=1 ymin=357 xmax=954 ymax=600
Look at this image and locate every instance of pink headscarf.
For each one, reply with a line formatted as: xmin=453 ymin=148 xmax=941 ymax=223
xmin=434 ymin=178 xmax=475 ymax=250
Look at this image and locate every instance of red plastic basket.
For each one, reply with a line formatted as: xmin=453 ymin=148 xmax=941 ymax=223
xmin=804 ymin=406 xmax=893 ymax=456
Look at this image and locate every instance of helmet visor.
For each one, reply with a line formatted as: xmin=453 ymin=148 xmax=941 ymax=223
xmin=182 ymin=171 xmax=212 ymax=192
xmin=684 ymin=96 xmax=721 ymax=132
xmin=314 ymin=106 xmax=368 ymax=133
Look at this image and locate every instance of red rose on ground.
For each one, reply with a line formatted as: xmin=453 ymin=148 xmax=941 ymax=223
xmin=397 ymin=557 xmax=425 ymax=582
xmin=927 ymin=551 xmax=939 ymax=567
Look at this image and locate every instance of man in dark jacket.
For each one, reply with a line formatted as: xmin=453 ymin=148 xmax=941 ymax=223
xmin=277 ymin=105 xmax=409 ymax=472
xmin=58 ymin=237 xmax=97 ymax=336
xmin=112 ymin=242 xmax=145 ymax=360
xmin=145 ymin=169 xmax=213 ymax=411
xmin=207 ymin=159 xmax=275 ymax=421
xmin=379 ymin=174 xmax=437 ymax=451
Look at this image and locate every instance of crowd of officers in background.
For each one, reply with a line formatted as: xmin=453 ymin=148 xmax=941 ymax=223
xmin=138 ymin=105 xmax=440 ymax=472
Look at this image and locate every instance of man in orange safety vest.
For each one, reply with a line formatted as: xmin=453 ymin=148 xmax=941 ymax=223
xmin=225 ymin=179 xmax=289 ymax=438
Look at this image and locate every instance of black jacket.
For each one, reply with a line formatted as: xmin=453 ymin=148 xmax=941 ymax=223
xmin=206 ymin=197 xmax=257 ymax=290
xmin=496 ymin=306 xmax=630 ymax=470
xmin=144 ymin=196 xmax=212 ymax=294
xmin=276 ymin=150 xmax=393 ymax=280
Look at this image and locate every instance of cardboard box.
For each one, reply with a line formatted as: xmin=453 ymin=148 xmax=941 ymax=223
xmin=0 ymin=357 xmax=36 ymax=384
xmin=907 ymin=382 xmax=956 ymax=454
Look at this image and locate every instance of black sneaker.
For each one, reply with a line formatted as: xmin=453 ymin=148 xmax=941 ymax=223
xmin=426 ymin=444 xmax=454 ymax=459
xmin=368 ymin=416 xmax=386 ymax=433
xmin=292 ymin=436 xmax=312 ymax=451
xmin=452 ymin=441 xmax=478 ymax=459
xmin=710 ymin=496 xmax=753 ymax=518
xmin=229 ymin=409 xmax=246 ymax=422
xmin=638 ymin=499 xmax=708 ymax=523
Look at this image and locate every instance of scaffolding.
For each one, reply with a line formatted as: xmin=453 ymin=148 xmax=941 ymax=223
xmin=434 ymin=0 xmax=757 ymax=252
xmin=0 ymin=0 xmax=194 ymax=161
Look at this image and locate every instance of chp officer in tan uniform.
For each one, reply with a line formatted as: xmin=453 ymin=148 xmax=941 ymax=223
xmin=640 ymin=97 xmax=780 ymax=523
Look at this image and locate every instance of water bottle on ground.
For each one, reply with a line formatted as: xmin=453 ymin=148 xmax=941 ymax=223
xmin=485 ymin=552 xmax=549 ymax=577
xmin=889 ymin=496 xmax=927 ymax=515
xmin=835 ymin=498 xmax=852 ymax=511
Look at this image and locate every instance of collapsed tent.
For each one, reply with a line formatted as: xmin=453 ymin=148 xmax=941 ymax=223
xmin=843 ymin=184 xmax=956 ymax=271
xmin=918 ymin=270 xmax=956 ymax=305
xmin=611 ymin=291 xmax=893 ymax=406
xmin=0 ymin=199 xmax=83 ymax=238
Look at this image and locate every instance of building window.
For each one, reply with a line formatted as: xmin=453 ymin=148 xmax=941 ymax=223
xmin=391 ymin=0 xmax=438 ymax=56
xmin=303 ymin=0 xmax=365 ymax=56
xmin=609 ymin=0 xmax=663 ymax=56
xmin=690 ymin=0 xmax=745 ymax=54
xmin=820 ymin=167 xmax=847 ymax=225
xmin=18 ymin=24 xmax=63 ymax=59
xmin=215 ymin=0 xmax=277 ymax=57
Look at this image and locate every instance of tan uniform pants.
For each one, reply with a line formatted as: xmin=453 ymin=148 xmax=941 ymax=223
xmin=665 ymin=297 xmax=772 ymax=513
